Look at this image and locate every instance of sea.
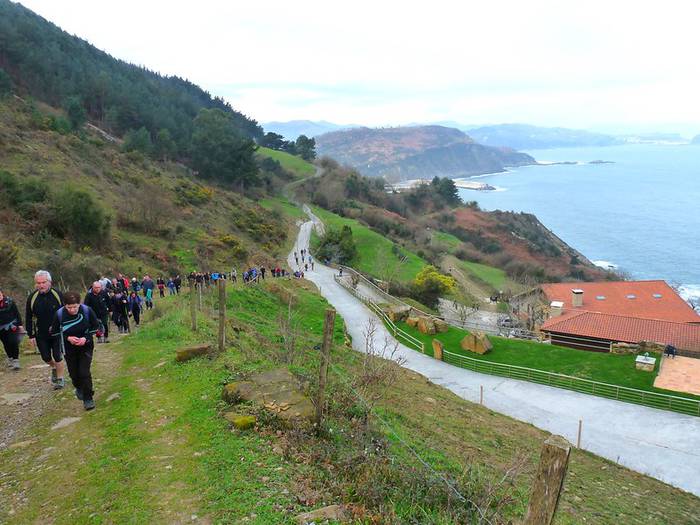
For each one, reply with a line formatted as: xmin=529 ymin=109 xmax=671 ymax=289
xmin=455 ymin=144 xmax=700 ymax=302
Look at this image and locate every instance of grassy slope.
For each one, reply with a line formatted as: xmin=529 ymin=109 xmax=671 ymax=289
xmin=257 ymin=146 xmax=316 ymax=177
xmin=395 ymin=320 xmax=700 ymax=400
xmin=1 ymin=282 xmax=698 ymax=524
xmin=0 ymin=98 xmax=292 ymax=295
xmin=311 ymin=206 xmax=427 ymax=283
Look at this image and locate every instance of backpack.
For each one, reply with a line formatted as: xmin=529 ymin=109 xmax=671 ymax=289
xmin=29 ymin=288 xmax=62 ymax=312
xmin=56 ymin=304 xmax=90 ymax=324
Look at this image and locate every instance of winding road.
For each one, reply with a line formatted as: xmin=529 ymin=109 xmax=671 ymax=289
xmin=290 ymin=218 xmax=700 ymax=497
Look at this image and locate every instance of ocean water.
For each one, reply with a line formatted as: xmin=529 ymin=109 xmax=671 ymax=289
xmin=456 ymin=145 xmax=700 ymax=301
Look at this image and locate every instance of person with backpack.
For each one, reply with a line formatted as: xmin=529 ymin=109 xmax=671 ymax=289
xmin=127 ymin=291 xmax=143 ymax=327
xmin=0 ymin=287 xmax=23 ymax=370
xmin=156 ymin=277 xmax=166 ymax=298
xmin=50 ymin=291 xmax=101 ymax=411
xmin=111 ymin=290 xmax=130 ymax=333
xmin=84 ymin=281 xmax=111 ymax=343
xmin=25 ymin=270 xmax=65 ymax=389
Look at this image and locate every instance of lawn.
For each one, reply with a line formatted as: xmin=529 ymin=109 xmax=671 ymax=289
xmin=257 ymin=146 xmax=315 ymax=177
xmin=311 ymin=206 xmax=427 ymax=283
xmin=394 ymin=320 xmax=699 ymax=400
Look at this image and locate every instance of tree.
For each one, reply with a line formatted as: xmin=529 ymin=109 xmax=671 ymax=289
xmin=259 ymin=132 xmax=286 ymax=150
xmin=154 ymin=128 xmax=176 ymax=161
xmin=190 ymin=109 xmax=259 ymax=188
xmin=65 ymin=96 xmax=87 ymax=130
xmin=295 ymin=134 xmax=316 ymax=161
xmin=411 ymin=265 xmax=456 ymax=309
xmin=122 ymin=127 xmax=153 ymax=155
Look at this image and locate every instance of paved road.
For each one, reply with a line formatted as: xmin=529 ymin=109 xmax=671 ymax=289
xmin=290 ymin=220 xmax=700 ymax=496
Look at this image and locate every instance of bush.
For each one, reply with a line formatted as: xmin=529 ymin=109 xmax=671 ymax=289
xmin=410 ymin=265 xmax=456 ymax=308
xmin=315 ymin=225 xmax=357 ymax=264
xmin=49 ymin=186 xmax=110 ymax=247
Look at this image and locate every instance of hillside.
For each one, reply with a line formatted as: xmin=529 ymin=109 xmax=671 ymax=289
xmin=315 ymin=125 xmax=535 ymax=181
xmin=466 ymin=123 xmax=621 ymax=149
xmin=0 ymin=0 xmax=261 ymax=155
xmin=0 ymin=96 xmax=295 ymax=297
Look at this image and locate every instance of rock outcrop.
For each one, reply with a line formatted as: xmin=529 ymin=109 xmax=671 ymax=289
xmin=460 ymin=332 xmax=492 ymax=355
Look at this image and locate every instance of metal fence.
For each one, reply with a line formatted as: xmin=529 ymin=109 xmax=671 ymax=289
xmin=335 ymin=274 xmax=700 ymax=418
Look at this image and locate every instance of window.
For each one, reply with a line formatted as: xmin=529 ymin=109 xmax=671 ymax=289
xmin=653 ymin=293 xmax=662 ymax=299
xmin=596 ymin=295 xmax=606 ymax=300
xmin=626 ymin=294 xmax=636 ymax=299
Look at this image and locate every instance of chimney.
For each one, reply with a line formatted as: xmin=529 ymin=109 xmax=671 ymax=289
xmin=572 ymin=289 xmax=584 ymax=308
xmin=550 ymin=301 xmax=564 ymax=318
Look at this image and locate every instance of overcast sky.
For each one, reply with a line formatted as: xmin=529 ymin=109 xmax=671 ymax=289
xmin=17 ymin=0 xmax=700 ymax=134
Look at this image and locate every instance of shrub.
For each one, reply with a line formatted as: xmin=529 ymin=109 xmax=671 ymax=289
xmin=49 ymin=186 xmax=110 ymax=247
xmin=315 ymin=225 xmax=357 ymax=264
xmin=410 ymin=265 xmax=456 ymax=308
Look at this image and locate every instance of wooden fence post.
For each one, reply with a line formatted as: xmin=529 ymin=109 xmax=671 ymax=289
xmin=197 ymin=283 xmax=203 ymax=311
xmin=315 ymin=308 xmax=336 ymax=428
xmin=480 ymin=385 xmax=484 ymax=405
xmin=524 ymin=435 xmax=571 ymax=525
xmin=190 ymin=284 xmax=197 ymax=332
xmin=218 ymin=278 xmax=226 ymax=353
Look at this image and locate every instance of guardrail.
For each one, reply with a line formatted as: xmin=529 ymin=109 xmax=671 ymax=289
xmin=334 ymin=274 xmax=425 ymax=353
xmin=334 ymin=273 xmax=700 ymax=417
xmin=441 ymin=350 xmax=700 ymax=417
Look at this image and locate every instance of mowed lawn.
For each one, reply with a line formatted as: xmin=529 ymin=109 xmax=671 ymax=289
xmin=257 ymin=146 xmax=316 ymax=177
xmin=394 ymin=320 xmax=698 ymax=399
xmin=311 ymin=206 xmax=427 ymax=283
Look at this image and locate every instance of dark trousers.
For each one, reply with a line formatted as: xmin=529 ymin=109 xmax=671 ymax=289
xmin=0 ymin=329 xmax=20 ymax=359
xmin=132 ymin=308 xmax=141 ymax=326
xmin=99 ymin=313 xmax=109 ymax=339
xmin=65 ymin=346 xmax=94 ymax=400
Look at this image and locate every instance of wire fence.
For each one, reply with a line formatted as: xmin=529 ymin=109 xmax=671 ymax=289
xmin=334 ymin=274 xmax=700 ymax=418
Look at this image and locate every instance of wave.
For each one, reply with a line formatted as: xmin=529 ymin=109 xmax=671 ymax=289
xmin=679 ymin=284 xmax=700 ymax=302
xmin=592 ymin=260 xmax=619 ymax=270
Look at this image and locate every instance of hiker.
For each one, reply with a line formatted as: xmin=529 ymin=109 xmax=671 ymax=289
xmin=0 ymin=287 xmax=23 ymax=370
xmin=311 ymin=260 xmax=314 ymax=271
xmin=304 ymin=263 xmax=308 ymax=272
xmin=144 ymin=285 xmax=154 ymax=310
xmin=339 ymin=267 xmax=343 ymax=277
xmin=84 ymin=281 xmax=111 ymax=343
xmin=26 ymin=270 xmax=65 ymax=389
xmin=167 ymin=278 xmax=176 ymax=295
xmin=51 ymin=291 xmax=101 ymax=411
xmin=127 ymin=291 xmax=143 ymax=327
xmin=231 ymin=268 xmax=237 ymax=283
xmin=131 ymin=277 xmax=141 ymax=293
xmin=156 ymin=277 xmax=166 ymax=298
xmin=260 ymin=267 xmax=266 ymax=280
xmin=173 ymin=275 xmax=182 ymax=294
xmin=111 ymin=290 xmax=130 ymax=333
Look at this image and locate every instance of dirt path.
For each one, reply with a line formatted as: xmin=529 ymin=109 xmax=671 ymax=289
xmin=0 ymin=334 xmax=124 ymax=450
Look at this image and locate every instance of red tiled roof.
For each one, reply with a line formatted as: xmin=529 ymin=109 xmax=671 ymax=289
xmin=540 ymin=280 xmax=700 ymax=323
xmin=542 ymin=311 xmax=700 ymax=351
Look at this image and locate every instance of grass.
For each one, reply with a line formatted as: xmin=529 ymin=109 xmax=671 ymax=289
xmin=2 ymin=283 xmax=699 ymax=524
xmin=259 ymin=196 xmax=306 ymax=219
xmin=394 ymin=320 xmax=700 ymax=400
xmin=311 ymin=206 xmax=428 ymax=283
xmin=257 ymin=146 xmax=316 ymax=177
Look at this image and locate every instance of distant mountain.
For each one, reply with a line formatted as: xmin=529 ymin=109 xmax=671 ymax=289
xmin=620 ymin=133 xmax=689 ymax=145
xmin=315 ymin=125 xmax=536 ymax=181
xmin=466 ymin=124 xmax=621 ymax=150
xmin=691 ymin=135 xmax=700 ymax=145
xmin=263 ymin=120 xmax=359 ymax=140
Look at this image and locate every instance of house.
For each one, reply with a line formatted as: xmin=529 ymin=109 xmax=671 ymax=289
xmin=515 ymin=280 xmax=700 ymax=353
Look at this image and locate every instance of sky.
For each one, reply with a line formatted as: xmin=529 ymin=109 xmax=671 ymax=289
xmin=16 ymin=0 xmax=700 ymax=135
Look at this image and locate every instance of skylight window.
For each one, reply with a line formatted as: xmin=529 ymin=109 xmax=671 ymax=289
xmin=596 ymin=295 xmax=606 ymax=300
xmin=653 ymin=293 xmax=662 ymax=299
xmin=626 ymin=294 xmax=636 ymax=299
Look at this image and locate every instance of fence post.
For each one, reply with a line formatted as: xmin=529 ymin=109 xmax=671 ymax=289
xmin=576 ymin=419 xmax=582 ymax=448
xmin=197 ymin=283 xmax=203 ymax=311
xmin=480 ymin=385 xmax=484 ymax=405
xmin=189 ymin=283 xmax=197 ymax=332
xmin=218 ymin=278 xmax=226 ymax=353
xmin=524 ymin=435 xmax=571 ymax=525
xmin=315 ymin=308 xmax=336 ymax=429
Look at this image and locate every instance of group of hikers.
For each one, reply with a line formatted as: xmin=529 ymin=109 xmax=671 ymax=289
xmin=0 ymin=271 xmax=178 ymax=411
xmin=1 ymin=254 xmax=317 ymax=412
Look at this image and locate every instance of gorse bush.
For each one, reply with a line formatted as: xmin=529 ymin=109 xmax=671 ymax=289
xmin=49 ymin=186 xmax=110 ymax=247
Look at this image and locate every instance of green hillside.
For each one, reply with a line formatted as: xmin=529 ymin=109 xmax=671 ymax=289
xmin=257 ymin=147 xmax=315 ymax=177
xmin=310 ymin=206 xmax=427 ymax=283
xmin=0 ymin=96 xmax=290 ymax=296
